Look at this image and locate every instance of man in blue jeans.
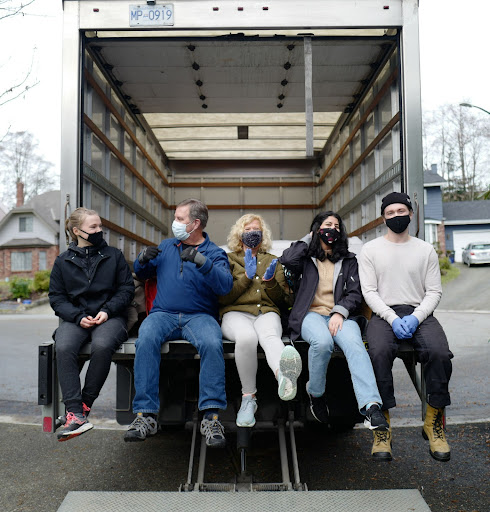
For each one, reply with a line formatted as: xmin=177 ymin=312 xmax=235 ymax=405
xmin=124 ymin=199 xmax=233 ymax=447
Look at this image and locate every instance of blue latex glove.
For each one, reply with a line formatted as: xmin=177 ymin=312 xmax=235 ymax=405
xmin=244 ymin=248 xmax=257 ymax=279
xmin=392 ymin=317 xmax=412 ymax=339
xmin=401 ymin=315 xmax=419 ymax=335
xmin=262 ymin=259 xmax=278 ymax=281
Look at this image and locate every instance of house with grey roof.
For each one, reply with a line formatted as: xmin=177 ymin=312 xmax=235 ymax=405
xmin=443 ymin=200 xmax=490 ymax=262
xmin=0 ymin=185 xmax=60 ymax=279
xmin=424 ymin=165 xmax=447 ymax=252
xmin=424 ymin=165 xmax=490 ymax=262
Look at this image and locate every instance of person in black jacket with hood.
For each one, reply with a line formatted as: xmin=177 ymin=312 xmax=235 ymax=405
xmin=49 ymin=207 xmax=134 ymax=441
xmin=280 ymin=211 xmax=388 ymax=435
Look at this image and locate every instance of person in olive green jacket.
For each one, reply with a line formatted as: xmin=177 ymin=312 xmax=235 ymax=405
xmin=219 ymin=214 xmax=302 ymax=427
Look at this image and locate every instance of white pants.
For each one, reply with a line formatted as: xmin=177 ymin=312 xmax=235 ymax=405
xmin=221 ymin=311 xmax=285 ymax=395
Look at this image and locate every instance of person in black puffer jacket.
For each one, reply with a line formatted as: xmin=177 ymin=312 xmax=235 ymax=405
xmin=279 ymin=211 xmax=389 ymax=440
xmin=49 ymin=207 xmax=134 ymax=442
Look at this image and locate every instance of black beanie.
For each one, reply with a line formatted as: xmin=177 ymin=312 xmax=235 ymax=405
xmin=381 ymin=192 xmax=413 ymax=215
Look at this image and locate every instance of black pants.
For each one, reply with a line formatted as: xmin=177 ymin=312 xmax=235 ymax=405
xmin=54 ymin=317 xmax=128 ymax=414
xmin=367 ymin=305 xmax=453 ymax=410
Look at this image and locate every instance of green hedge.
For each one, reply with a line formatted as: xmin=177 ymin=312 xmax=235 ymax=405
xmin=10 ymin=277 xmax=32 ymax=299
xmin=33 ymin=270 xmax=51 ymax=293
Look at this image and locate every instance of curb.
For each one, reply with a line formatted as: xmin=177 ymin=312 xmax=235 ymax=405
xmin=0 ymin=296 xmax=50 ymax=314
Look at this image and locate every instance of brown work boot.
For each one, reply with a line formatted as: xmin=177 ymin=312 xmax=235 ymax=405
xmin=422 ymin=405 xmax=450 ymax=462
xmin=371 ymin=410 xmax=392 ymax=461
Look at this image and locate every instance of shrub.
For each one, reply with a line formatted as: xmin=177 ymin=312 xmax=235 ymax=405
xmin=33 ymin=270 xmax=51 ymax=293
xmin=439 ymin=257 xmax=451 ymax=271
xmin=10 ymin=277 xmax=32 ymax=299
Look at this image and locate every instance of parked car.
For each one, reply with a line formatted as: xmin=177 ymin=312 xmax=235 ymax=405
xmin=461 ymin=242 xmax=490 ymax=267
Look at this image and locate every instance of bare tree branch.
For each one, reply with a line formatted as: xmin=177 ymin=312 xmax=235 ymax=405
xmin=0 ymin=0 xmax=36 ymax=21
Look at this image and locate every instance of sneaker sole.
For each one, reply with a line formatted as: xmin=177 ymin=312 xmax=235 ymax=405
xmin=236 ymin=418 xmax=256 ymax=427
xmin=278 ymin=346 xmax=302 ymax=400
xmin=309 ymin=403 xmax=329 ymax=424
xmin=205 ymin=438 xmax=226 ymax=449
xmin=364 ymin=418 xmax=390 ymax=431
xmin=124 ymin=430 xmax=157 ymax=443
xmin=57 ymin=422 xmax=93 ymax=442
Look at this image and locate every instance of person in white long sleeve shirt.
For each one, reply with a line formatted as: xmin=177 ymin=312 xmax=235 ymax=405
xmin=358 ymin=192 xmax=453 ymax=463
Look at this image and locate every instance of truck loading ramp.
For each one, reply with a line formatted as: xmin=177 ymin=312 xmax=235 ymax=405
xmin=58 ymin=489 xmax=431 ymax=511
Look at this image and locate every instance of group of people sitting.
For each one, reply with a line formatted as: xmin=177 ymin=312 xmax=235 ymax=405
xmin=48 ymin=192 xmax=453 ymax=463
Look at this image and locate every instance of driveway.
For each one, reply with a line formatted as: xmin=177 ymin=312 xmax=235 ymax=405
xmin=438 ymin=262 xmax=490 ymax=311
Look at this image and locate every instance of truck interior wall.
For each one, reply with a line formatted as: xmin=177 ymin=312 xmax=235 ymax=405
xmin=317 ymin=49 xmax=402 ymax=242
xmin=80 ymin=40 xmax=406 ymax=261
xmin=83 ymin=51 xmax=172 ymax=262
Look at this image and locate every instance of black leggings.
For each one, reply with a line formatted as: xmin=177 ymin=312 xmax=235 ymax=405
xmin=367 ymin=305 xmax=453 ymax=410
xmin=54 ymin=317 xmax=127 ymax=414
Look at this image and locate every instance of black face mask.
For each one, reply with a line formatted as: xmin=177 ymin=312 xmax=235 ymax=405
xmin=318 ymin=228 xmax=340 ymax=245
xmin=241 ymin=230 xmax=263 ymax=249
xmin=385 ymin=215 xmax=411 ymax=234
xmin=80 ymin=229 xmax=104 ymax=246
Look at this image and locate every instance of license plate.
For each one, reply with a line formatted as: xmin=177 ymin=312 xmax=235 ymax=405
xmin=129 ymin=4 xmax=174 ymax=27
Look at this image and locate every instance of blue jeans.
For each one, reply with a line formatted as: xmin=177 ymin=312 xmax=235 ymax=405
xmin=132 ymin=311 xmax=227 ymax=413
xmin=301 ymin=312 xmax=382 ymax=412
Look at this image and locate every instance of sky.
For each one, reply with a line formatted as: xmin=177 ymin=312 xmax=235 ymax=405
xmin=0 ymin=0 xmax=489 ymax=201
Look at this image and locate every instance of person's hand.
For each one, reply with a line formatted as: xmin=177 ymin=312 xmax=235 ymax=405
xmin=328 ymin=313 xmax=344 ymax=337
xmin=262 ymin=259 xmax=278 ymax=281
xmin=401 ymin=315 xmax=419 ymax=335
xmin=244 ymin=248 xmax=257 ymax=279
xmin=80 ymin=316 xmax=96 ymax=329
xmin=181 ymin=246 xmax=206 ymax=268
xmin=138 ymin=246 xmax=161 ymax=264
xmin=93 ymin=311 xmax=109 ymax=325
xmin=392 ymin=317 xmax=412 ymax=339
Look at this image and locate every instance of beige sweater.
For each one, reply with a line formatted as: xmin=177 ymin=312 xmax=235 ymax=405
xmin=358 ymin=236 xmax=442 ymax=325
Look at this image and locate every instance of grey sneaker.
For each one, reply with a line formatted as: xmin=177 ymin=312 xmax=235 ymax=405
xmin=200 ymin=414 xmax=226 ymax=448
xmin=278 ymin=345 xmax=302 ymax=400
xmin=124 ymin=413 xmax=158 ymax=442
xmin=57 ymin=412 xmax=93 ymax=442
xmin=236 ymin=395 xmax=258 ymax=427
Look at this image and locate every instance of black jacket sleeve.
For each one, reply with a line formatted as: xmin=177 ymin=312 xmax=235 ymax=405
xmin=100 ymin=251 xmax=135 ymax=318
xmin=48 ymin=258 xmax=86 ymax=325
xmin=279 ymin=240 xmax=309 ymax=274
xmin=335 ymin=258 xmax=362 ymax=316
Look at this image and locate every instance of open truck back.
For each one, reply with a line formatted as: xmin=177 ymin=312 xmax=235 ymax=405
xmin=40 ymin=0 xmax=431 ymax=508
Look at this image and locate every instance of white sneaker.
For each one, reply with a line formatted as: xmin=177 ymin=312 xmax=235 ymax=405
xmin=236 ymin=395 xmax=258 ymax=427
xmin=278 ymin=345 xmax=302 ymax=401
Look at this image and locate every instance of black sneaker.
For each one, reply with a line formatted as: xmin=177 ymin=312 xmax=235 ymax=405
xmin=307 ymin=385 xmax=329 ymax=423
xmin=57 ymin=412 xmax=93 ymax=442
xmin=364 ymin=404 xmax=389 ymax=431
xmin=200 ymin=414 xmax=226 ymax=448
xmin=124 ymin=413 xmax=158 ymax=442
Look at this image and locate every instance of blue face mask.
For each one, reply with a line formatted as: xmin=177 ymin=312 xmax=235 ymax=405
xmin=172 ymin=220 xmax=195 ymax=241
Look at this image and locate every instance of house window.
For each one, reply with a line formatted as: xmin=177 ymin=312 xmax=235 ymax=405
xmin=19 ymin=216 xmax=33 ymax=232
xmin=11 ymin=251 xmax=32 ymax=271
xmin=39 ymin=251 xmax=47 ymax=271
xmin=424 ymin=189 xmax=427 ymax=205
xmin=424 ymin=224 xmax=438 ymax=245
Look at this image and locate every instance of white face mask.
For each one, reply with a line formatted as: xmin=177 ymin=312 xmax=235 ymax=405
xmin=172 ymin=220 xmax=195 ymax=241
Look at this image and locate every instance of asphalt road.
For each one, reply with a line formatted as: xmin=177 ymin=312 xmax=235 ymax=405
xmin=0 ymin=265 xmax=489 ymax=512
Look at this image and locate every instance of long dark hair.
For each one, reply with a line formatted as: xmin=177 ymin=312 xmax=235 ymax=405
xmin=307 ymin=211 xmax=349 ymax=263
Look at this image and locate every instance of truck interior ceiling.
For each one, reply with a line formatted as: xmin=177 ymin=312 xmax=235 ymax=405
xmin=81 ymin=29 xmax=401 ymax=254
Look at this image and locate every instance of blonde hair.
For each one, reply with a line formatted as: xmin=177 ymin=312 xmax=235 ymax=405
xmin=227 ymin=214 xmax=273 ymax=253
xmin=65 ymin=207 xmax=99 ymax=244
